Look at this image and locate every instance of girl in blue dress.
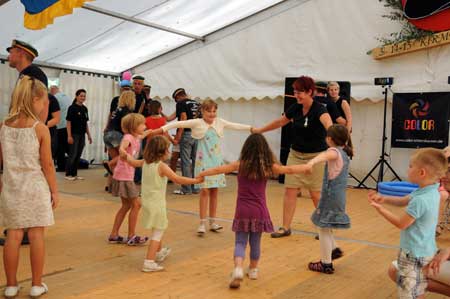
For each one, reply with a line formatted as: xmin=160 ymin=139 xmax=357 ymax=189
xmin=157 ymin=100 xmax=252 ymax=235
xmin=304 ymin=124 xmax=353 ymax=274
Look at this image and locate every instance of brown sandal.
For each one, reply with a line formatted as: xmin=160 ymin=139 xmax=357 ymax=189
xmin=308 ymin=261 xmax=334 ymax=274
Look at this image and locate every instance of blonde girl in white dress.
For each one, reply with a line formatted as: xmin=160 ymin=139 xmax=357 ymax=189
xmin=0 ymin=76 xmax=59 ymax=298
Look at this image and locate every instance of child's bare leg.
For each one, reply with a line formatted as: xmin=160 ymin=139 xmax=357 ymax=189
xmin=28 ymin=227 xmax=45 ymax=286
xmin=110 ymin=198 xmax=131 ymax=237
xmin=146 ymin=240 xmax=161 ymax=261
xmin=3 ymin=229 xmax=24 ymax=286
xmin=199 ymin=188 xmax=209 ymax=221
xmin=128 ymin=198 xmax=141 ymax=238
xmin=208 ymin=188 xmax=218 ymax=220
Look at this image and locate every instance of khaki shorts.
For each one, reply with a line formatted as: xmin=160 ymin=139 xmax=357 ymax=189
xmin=111 ymin=180 xmax=140 ymax=199
xmin=284 ymin=150 xmax=325 ymax=192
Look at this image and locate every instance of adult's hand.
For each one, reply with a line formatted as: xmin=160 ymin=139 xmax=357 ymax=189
xmin=68 ymin=136 xmax=74 ymax=144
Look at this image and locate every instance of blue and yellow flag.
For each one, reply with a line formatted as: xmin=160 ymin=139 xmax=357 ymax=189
xmin=21 ymin=0 xmax=92 ymax=30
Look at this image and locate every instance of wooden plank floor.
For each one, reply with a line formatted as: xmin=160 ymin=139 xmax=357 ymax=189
xmin=1 ymin=167 xmax=450 ymax=298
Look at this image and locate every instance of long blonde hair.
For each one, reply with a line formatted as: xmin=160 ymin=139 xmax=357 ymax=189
xmin=6 ymin=75 xmax=47 ymax=123
xmin=118 ymin=90 xmax=136 ymax=111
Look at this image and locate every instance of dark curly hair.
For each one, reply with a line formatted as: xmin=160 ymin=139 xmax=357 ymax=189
xmin=239 ymin=133 xmax=276 ymax=180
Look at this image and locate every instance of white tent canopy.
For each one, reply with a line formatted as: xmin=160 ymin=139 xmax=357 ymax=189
xmin=1 ymin=0 xmax=450 ymax=185
xmin=0 ymin=0 xmax=283 ymax=73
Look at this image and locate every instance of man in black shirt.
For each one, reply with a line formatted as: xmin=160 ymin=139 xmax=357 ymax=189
xmin=132 ymin=75 xmax=147 ymax=115
xmin=46 ymin=93 xmax=61 ymax=159
xmin=167 ymin=88 xmax=201 ymax=195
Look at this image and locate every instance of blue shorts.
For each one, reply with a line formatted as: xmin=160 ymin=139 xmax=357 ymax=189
xmin=103 ymin=130 xmax=123 ymax=149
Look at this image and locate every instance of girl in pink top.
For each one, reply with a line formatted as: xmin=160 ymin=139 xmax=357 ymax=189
xmin=109 ymin=113 xmax=149 ymax=246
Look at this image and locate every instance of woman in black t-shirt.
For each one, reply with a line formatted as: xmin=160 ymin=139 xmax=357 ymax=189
xmin=253 ymin=76 xmax=332 ymax=238
xmin=65 ymin=89 xmax=92 ymax=180
xmin=327 ymin=82 xmax=352 ymax=133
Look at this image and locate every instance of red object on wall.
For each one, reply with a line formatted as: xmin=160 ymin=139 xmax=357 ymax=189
xmin=401 ymin=0 xmax=450 ymax=31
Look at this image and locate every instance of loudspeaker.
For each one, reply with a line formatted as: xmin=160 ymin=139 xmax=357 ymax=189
xmin=279 ymin=78 xmax=351 ymax=184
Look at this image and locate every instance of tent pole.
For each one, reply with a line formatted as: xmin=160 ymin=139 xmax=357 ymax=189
xmin=0 ymin=0 xmax=10 ymax=7
xmin=82 ymin=4 xmax=205 ymax=41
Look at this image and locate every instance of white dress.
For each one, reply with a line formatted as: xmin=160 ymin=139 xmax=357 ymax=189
xmin=0 ymin=122 xmax=54 ymax=229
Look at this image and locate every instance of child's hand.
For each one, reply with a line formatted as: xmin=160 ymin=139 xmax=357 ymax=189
xmin=119 ymin=149 xmax=127 ymax=159
xmin=369 ymin=200 xmax=382 ymax=210
xmin=194 ymin=176 xmax=204 ymax=184
xmin=251 ymin=127 xmax=261 ymax=134
xmin=368 ymin=190 xmax=384 ymax=204
xmin=303 ymin=164 xmax=313 ymax=174
xmin=427 ymin=248 xmax=450 ymax=276
xmin=51 ymin=192 xmax=59 ymax=209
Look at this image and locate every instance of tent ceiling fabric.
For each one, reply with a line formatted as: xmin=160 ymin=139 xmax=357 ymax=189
xmin=0 ymin=0 xmax=283 ymax=73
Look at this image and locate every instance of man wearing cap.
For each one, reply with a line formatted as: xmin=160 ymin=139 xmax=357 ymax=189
xmin=166 ymin=88 xmax=201 ymax=195
xmin=314 ymin=81 xmax=345 ymax=125
xmin=7 ymin=39 xmax=49 ymax=122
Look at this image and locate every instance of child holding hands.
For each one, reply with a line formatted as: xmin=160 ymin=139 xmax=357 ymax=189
xmin=124 ymin=135 xmax=203 ymax=272
xmin=369 ymin=148 xmax=447 ymax=299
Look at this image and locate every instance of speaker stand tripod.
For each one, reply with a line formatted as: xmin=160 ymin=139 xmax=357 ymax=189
xmin=357 ymin=85 xmax=401 ymax=188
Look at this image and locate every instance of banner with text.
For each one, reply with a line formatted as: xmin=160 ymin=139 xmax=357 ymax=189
xmin=392 ymin=92 xmax=450 ymax=149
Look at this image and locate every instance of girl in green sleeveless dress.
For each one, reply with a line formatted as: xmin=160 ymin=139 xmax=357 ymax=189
xmin=124 ymin=135 xmax=203 ymax=272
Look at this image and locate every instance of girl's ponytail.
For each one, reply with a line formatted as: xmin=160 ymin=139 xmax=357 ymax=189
xmin=343 ymin=143 xmax=353 ymax=158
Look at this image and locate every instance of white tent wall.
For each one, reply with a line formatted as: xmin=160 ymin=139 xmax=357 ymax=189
xmin=59 ymin=71 xmax=118 ymax=164
xmin=0 ymin=63 xmax=117 ymax=164
xmin=135 ymin=0 xmax=450 ymax=184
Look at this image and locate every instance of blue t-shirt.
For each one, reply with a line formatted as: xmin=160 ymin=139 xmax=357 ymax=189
xmin=54 ymin=92 xmax=71 ymax=129
xmin=400 ymin=183 xmax=440 ymax=257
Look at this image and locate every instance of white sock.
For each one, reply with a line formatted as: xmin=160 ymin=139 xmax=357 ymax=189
xmin=200 ymin=219 xmax=207 ymax=225
xmin=144 ymin=259 xmax=155 ymax=264
xmin=318 ymin=227 xmax=333 ymax=264
xmin=209 ymin=218 xmax=215 ymax=225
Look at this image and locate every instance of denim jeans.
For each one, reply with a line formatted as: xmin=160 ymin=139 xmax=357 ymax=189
xmin=66 ymin=134 xmax=85 ymax=177
xmin=180 ymin=131 xmax=199 ymax=193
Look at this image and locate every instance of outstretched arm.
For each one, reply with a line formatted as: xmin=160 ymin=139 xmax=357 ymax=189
xmin=124 ymin=153 xmax=145 ymax=168
xmin=159 ymin=162 xmax=203 ymax=185
xmin=369 ymin=199 xmax=415 ymax=229
xmin=252 ymin=115 xmax=290 ymax=134
xmin=368 ymin=190 xmax=411 ymax=207
xmin=272 ymin=163 xmax=311 ymax=175
xmin=198 ymin=161 xmax=240 ymax=177
xmin=307 ymin=149 xmax=338 ymax=166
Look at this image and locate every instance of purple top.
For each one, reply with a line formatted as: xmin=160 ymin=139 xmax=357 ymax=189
xmin=232 ymin=175 xmax=274 ymax=233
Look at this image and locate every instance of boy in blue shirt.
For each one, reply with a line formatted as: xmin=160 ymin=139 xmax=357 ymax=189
xmin=369 ymin=148 xmax=447 ymax=298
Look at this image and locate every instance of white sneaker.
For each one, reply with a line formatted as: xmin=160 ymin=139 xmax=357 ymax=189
xmin=155 ymin=247 xmax=172 ymax=263
xmin=142 ymin=260 xmax=164 ymax=272
xmin=29 ymin=283 xmax=48 ymax=298
xmin=75 ymin=176 xmax=84 ymax=180
xmin=247 ymin=268 xmax=258 ymax=280
xmin=229 ymin=267 xmax=244 ymax=289
xmin=197 ymin=223 xmax=206 ymax=235
xmin=64 ymin=176 xmax=76 ymax=181
xmin=4 ymin=285 xmax=20 ymax=298
xmin=209 ymin=223 xmax=223 ymax=232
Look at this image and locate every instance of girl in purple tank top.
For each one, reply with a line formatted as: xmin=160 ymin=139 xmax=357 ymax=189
xmin=198 ymin=133 xmax=310 ymax=289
